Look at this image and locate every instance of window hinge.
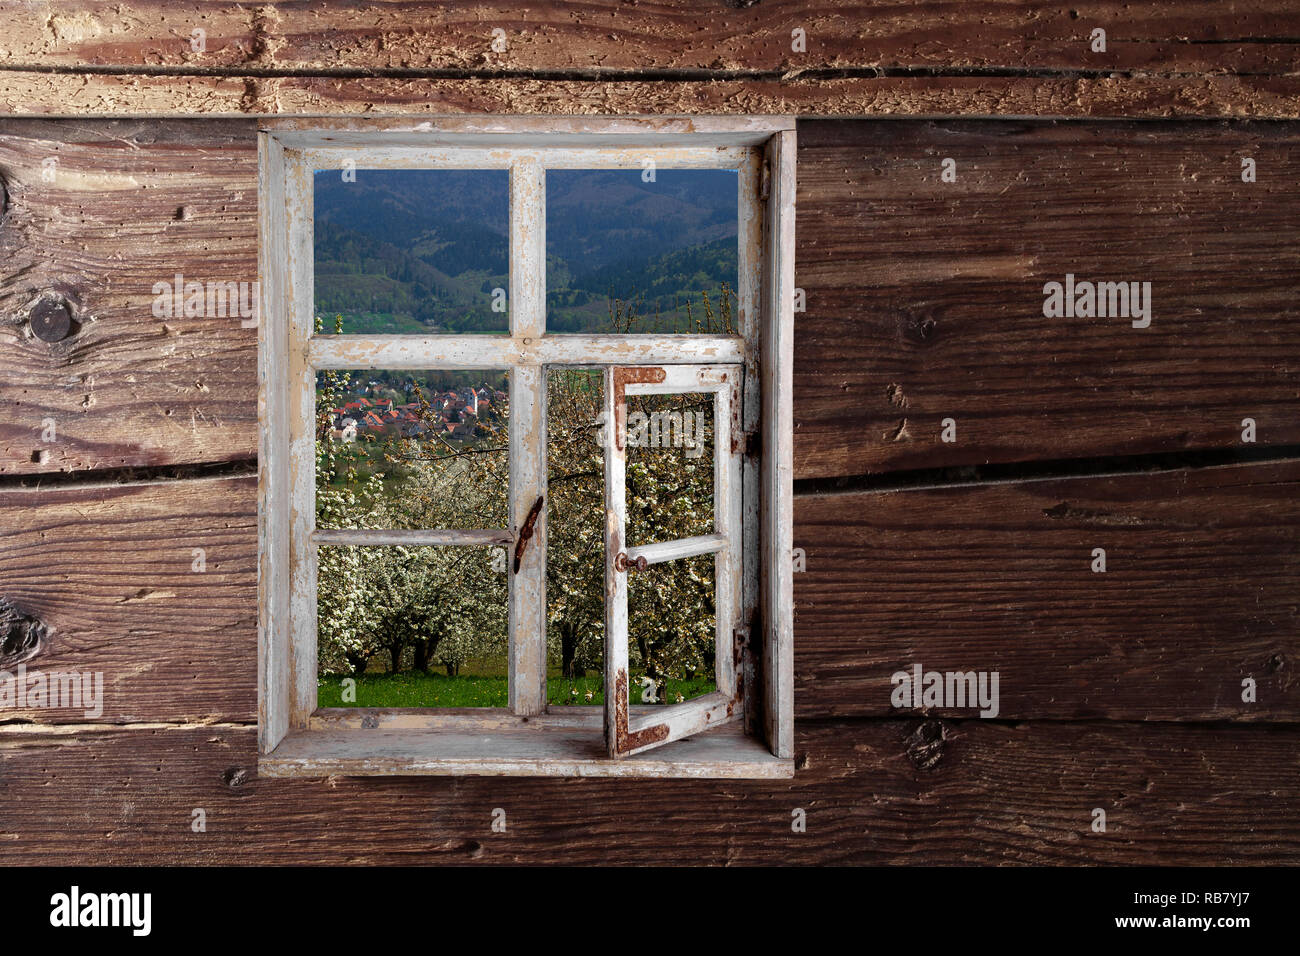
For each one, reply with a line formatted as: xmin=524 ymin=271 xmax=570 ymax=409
xmin=759 ymin=160 xmax=771 ymax=201
xmin=513 ymin=495 xmax=545 ymax=573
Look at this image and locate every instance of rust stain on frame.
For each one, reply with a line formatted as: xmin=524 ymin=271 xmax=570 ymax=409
xmin=729 ymin=374 xmax=745 ymax=455
xmin=611 ymin=366 xmax=666 ymax=452
xmin=731 ymin=629 xmax=747 ymax=709
xmin=612 ymin=668 xmax=670 ymax=757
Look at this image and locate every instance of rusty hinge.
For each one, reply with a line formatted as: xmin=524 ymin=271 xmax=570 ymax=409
xmin=732 ymin=628 xmax=749 ymax=700
xmin=513 ymin=495 xmax=545 ymax=573
xmin=759 ymin=160 xmax=771 ymax=201
xmin=744 ymin=429 xmax=761 ymax=457
xmin=614 ymin=552 xmax=648 ymax=573
xmin=733 ymin=627 xmax=750 ymax=665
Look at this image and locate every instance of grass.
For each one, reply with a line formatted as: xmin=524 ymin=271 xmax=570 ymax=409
xmin=317 ymin=670 xmax=717 ymax=708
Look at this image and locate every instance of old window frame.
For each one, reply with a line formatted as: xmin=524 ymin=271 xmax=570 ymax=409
xmin=257 ymin=116 xmax=794 ymax=778
xmin=603 ymin=364 xmax=745 ymax=757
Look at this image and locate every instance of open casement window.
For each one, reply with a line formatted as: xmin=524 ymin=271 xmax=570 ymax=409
xmin=256 ymin=116 xmax=795 ymax=778
xmin=603 ymin=365 xmax=744 ymax=757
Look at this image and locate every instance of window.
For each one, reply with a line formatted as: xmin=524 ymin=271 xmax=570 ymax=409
xmin=257 ymin=117 xmax=795 ymax=777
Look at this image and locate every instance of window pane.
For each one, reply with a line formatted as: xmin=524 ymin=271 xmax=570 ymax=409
xmin=545 ymin=367 xmax=606 ymax=705
xmin=317 ymin=545 xmax=509 ymax=707
xmin=544 ymin=373 xmax=721 ymax=708
xmin=313 ymin=169 xmax=509 ymax=334
xmin=316 ymin=369 xmax=509 ymax=531
xmin=624 ymin=391 xmax=715 ymax=546
xmin=627 ymin=553 xmax=717 ymax=705
xmin=545 ymin=169 xmax=739 ymax=334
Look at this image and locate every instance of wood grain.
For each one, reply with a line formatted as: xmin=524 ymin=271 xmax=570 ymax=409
xmin=1 ymin=718 xmax=1296 ymax=864
xmin=794 ymin=460 xmax=1300 ymax=721
xmin=5 ymin=463 xmax=1295 ymax=725
xmin=4 ymin=71 xmax=1299 ymax=118
xmin=795 ymin=119 xmax=1300 ymax=479
xmin=0 ymin=110 xmax=1294 ymax=864
xmin=0 ymin=119 xmax=258 ymax=475
xmin=0 ymin=475 xmax=256 ymax=724
xmin=6 ymin=117 xmax=1295 ymax=483
xmin=5 ymin=1 xmax=1298 ymax=74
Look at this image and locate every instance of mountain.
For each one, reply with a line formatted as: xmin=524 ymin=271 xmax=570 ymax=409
xmin=313 ymin=168 xmax=738 ymax=334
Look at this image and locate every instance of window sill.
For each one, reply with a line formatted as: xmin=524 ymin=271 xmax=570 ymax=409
xmin=259 ymin=709 xmax=793 ymax=779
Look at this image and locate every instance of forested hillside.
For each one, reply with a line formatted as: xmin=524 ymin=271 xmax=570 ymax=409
xmin=314 ymin=168 xmax=738 ymax=333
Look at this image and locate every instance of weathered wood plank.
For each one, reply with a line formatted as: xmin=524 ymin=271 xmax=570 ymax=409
xmin=0 ymin=475 xmax=256 ymax=723
xmin=3 ymin=72 xmax=1299 ymax=119
xmin=0 ymin=119 xmax=258 ymax=474
xmin=6 ymin=1 xmax=1298 ymax=75
xmin=796 ymin=119 xmax=1300 ymax=479
xmin=8 ymin=116 xmax=1294 ymax=482
xmin=5 ymin=462 xmax=1296 ymax=725
xmin=794 ymin=460 xmax=1300 ymax=720
xmin=1 ymin=718 xmax=1296 ymax=864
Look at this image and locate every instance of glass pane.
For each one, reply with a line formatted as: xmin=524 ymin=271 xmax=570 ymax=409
xmin=627 ymin=553 xmax=717 ymax=705
xmin=545 ymin=169 xmax=739 ymax=334
xmin=313 ymin=169 xmax=509 ymax=334
xmin=624 ymin=391 xmax=715 ymax=546
xmin=316 ymin=369 xmax=509 ymax=530
xmin=545 ymin=367 xmax=606 ymax=706
xmin=317 ymin=545 xmax=509 ymax=707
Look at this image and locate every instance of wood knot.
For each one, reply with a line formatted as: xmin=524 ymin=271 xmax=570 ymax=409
xmin=28 ymin=295 xmax=77 ymax=344
xmin=0 ymin=598 xmax=48 ymax=668
xmin=899 ymin=309 xmax=939 ymax=345
xmin=899 ymin=306 xmax=941 ymax=348
xmin=222 ymin=766 xmax=250 ymax=789
xmin=904 ymin=719 xmax=947 ymax=771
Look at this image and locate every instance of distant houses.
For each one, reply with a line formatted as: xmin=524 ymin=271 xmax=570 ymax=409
xmin=327 ymin=385 xmax=505 ymax=442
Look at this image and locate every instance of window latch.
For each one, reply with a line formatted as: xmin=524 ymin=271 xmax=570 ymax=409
xmin=614 ymin=552 xmax=648 ymax=573
xmin=513 ymin=495 xmax=545 ymax=573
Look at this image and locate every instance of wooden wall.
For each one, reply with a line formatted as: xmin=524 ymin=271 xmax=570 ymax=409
xmin=0 ymin=2 xmax=1298 ymax=864
xmin=2 ymin=1 xmax=1300 ymax=117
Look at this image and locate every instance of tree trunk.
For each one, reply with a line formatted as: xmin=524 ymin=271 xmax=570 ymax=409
xmin=413 ymin=637 xmax=436 ymax=673
xmin=561 ymin=622 xmax=578 ymax=679
xmin=346 ymin=651 xmax=369 ymax=678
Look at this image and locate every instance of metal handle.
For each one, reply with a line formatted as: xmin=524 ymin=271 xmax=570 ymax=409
xmin=614 ymin=552 xmax=648 ymax=573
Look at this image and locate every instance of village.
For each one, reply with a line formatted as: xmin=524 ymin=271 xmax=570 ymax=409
xmin=326 ymin=380 xmax=506 ymax=444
